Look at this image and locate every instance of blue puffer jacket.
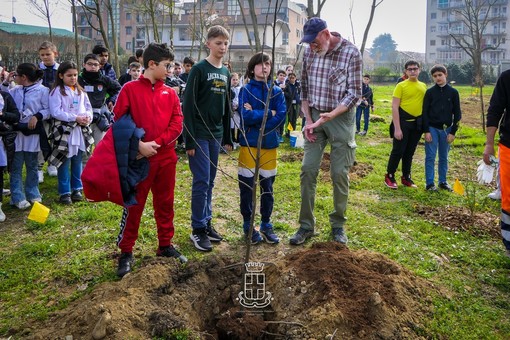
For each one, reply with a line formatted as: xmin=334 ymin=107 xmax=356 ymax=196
xmin=238 ymin=79 xmax=286 ymax=149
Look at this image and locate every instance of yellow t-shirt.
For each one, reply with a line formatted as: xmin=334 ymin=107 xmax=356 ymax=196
xmin=393 ymin=79 xmax=427 ymax=117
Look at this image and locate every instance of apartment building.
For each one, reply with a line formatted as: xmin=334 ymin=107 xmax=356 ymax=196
xmin=426 ymin=0 xmax=508 ymax=65
xmin=76 ymin=0 xmax=307 ymax=70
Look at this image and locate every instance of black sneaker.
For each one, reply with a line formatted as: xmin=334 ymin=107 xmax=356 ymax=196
xmin=190 ymin=229 xmax=213 ymax=251
xmin=332 ymin=228 xmax=348 ymax=244
xmin=157 ymin=245 xmax=188 ymax=263
xmin=206 ymin=225 xmax=223 ymax=242
xmin=289 ymin=228 xmax=314 ymax=245
xmin=59 ymin=194 xmax=72 ymax=205
xmin=438 ymin=182 xmax=453 ymax=192
xmin=117 ymin=252 xmax=134 ymax=277
xmin=426 ymin=184 xmax=438 ymax=191
xmin=71 ymin=189 xmax=83 ymax=202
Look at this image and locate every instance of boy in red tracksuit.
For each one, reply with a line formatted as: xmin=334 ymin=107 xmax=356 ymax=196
xmin=113 ymin=43 xmax=185 ymax=277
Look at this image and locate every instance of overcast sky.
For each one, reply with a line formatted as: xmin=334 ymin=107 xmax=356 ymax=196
xmin=4 ymin=0 xmax=426 ymax=53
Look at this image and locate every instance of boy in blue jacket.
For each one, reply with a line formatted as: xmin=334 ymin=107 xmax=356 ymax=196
xmin=238 ymin=52 xmax=286 ymax=244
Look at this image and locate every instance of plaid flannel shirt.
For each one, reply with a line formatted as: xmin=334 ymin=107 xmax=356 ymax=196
xmin=301 ymin=32 xmax=362 ymax=112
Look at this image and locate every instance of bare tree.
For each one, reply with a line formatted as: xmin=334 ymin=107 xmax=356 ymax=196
xmin=75 ymin=0 xmax=120 ymax=75
xmin=27 ymin=0 xmax=58 ymax=41
xmin=449 ymin=0 xmax=503 ymax=131
xmin=247 ymin=0 xmax=262 ymax=50
xmin=75 ymin=0 xmax=110 ymax=49
xmin=128 ymin=0 xmax=162 ymax=43
xmin=306 ymin=0 xmax=327 ymax=18
xmin=359 ymin=0 xmax=384 ymax=56
xmin=71 ymin=0 xmax=80 ymax=63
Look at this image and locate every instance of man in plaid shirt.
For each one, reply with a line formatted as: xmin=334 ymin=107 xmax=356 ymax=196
xmin=290 ymin=17 xmax=362 ymax=246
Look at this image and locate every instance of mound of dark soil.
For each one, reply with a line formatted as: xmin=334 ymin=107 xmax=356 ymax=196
xmin=26 ymin=243 xmax=432 ymax=339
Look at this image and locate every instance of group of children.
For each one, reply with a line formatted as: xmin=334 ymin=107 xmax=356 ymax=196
xmin=0 ymin=27 xmax=464 ymax=277
xmin=384 ymin=61 xmax=462 ymax=192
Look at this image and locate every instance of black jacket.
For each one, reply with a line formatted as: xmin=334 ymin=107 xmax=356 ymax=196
xmin=0 ymin=91 xmax=20 ymax=171
xmin=79 ymin=69 xmax=121 ymax=109
xmin=488 ymin=70 xmax=510 ymax=148
xmin=422 ymin=83 xmax=461 ymax=135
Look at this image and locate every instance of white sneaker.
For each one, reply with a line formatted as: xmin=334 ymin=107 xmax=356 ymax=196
xmin=488 ymin=190 xmax=501 ymax=200
xmin=38 ymin=170 xmax=44 ymax=183
xmin=2 ymin=188 xmax=10 ymax=196
xmin=13 ymin=200 xmax=31 ymax=210
xmin=0 ymin=203 xmax=5 ymax=222
xmin=47 ymin=165 xmax=58 ymax=177
xmin=30 ymin=197 xmax=42 ymax=203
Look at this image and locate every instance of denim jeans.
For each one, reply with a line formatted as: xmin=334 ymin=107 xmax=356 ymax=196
xmin=355 ymin=106 xmax=370 ymax=132
xmin=425 ymin=126 xmax=451 ymax=185
xmin=239 ymin=174 xmax=275 ymax=226
xmin=57 ymin=150 xmax=83 ymax=195
xmin=11 ymin=151 xmax=41 ymax=203
xmin=188 ymin=138 xmax=220 ymax=230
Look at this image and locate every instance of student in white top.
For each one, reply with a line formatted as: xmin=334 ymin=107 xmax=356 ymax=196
xmin=9 ymin=63 xmax=50 ymax=209
xmin=48 ymin=61 xmax=93 ymax=205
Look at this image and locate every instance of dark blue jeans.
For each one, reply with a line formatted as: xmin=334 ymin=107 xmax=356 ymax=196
xmin=238 ymin=174 xmax=275 ymax=229
xmin=188 ymin=138 xmax=220 ymax=230
xmin=356 ymin=105 xmax=370 ymax=132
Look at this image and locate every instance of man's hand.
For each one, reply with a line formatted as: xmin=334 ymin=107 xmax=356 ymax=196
xmin=223 ymin=144 xmax=232 ymax=152
xmin=447 ymin=133 xmax=455 ymax=144
xmin=138 ymin=140 xmax=160 ymax=158
xmin=483 ymin=144 xmax=495 ymax=165
xmin=303 ymin=122 xmax=318 ymax=142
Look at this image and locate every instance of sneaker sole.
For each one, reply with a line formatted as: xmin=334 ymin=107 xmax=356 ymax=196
xmin=189 ymin=234 xmax=213 ymax=252
xmin=261 ymin=233 xmax=279 ymax=244
xmin=207 ymin=235 xmax=223 ymax=243
xmin=384 ymin=182 xmax=398 ymax=189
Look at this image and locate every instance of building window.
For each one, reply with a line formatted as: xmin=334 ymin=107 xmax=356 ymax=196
xmin=136 ymin=27 xmax=145 ymax=40
xmin=430 ymin=40 xmax=436 ymax=46
xmin=431 ymin=12 xmax=437 ymax=19
xmin=234 ymin=31 xmax=243 ymax=43
xmin=438 ymin=0 xmax=448 ymax=9
xmin=282 ymin=32 xmax=289 ymax=45
xmin=79 ymin=14 xmax=87 ymax=25
xmin=430 ymin=26 xmax=436 ymax=32
xmin=126 ymin=26 xmax=132 ymax=35
xmin=179 ymin=27 xmax=190 ymax=41
xmin=126 ymin=12 xmax=131 ymax=20
xmin=227 ymin=0 xmax=240 ymax=15
xmin=126 ymin=41 xmax=132 ymax=51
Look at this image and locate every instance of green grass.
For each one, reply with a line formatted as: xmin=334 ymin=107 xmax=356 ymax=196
xmin=1 ymin=84 xmax=509 ymax=338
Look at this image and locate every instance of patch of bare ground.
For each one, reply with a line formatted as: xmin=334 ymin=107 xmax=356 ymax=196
xmin=415 ymin=205 xmax=500 ymax=238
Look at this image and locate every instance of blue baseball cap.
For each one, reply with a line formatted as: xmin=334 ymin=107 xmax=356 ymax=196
xmin=301 ymin=17 xmax=327 ymax=44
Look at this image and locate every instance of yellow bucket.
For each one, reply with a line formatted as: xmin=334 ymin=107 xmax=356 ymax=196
xmin=28 ymin=201 xmax=50 ymax=224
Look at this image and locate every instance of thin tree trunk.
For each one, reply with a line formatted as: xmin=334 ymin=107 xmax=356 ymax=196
xmin=72 ymin=0 xmax=80 ymax=63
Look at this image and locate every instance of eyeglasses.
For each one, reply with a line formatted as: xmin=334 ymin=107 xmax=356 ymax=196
xmin=406 ymin=67 xmax=419 ymax=71
xmin=86 ymin=62 xmax=100 ymax=67
xmin=156 ymin=62 xmax=173 ymax=71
